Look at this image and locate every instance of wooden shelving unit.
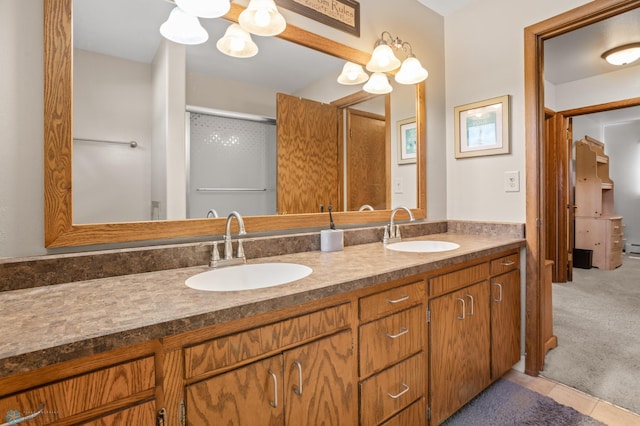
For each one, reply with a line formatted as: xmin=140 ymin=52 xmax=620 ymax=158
xmin=574 ymin=136 xmax=623 ymax=270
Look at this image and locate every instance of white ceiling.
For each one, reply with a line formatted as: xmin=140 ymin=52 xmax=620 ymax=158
xmin=415 ymin=0 xmax=475 ymax=16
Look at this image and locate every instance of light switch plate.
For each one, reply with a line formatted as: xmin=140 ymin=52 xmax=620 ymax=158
xmin=504 ymin=171 xmax=520 ymax=192
xmin=394 ymin=178 xmax=404 ymax=194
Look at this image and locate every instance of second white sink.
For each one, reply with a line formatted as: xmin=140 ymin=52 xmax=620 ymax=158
xmin=386 ymin=240 xmax=460 ymax=253
xmin=186 ymin=263 xmax=312 ymax=292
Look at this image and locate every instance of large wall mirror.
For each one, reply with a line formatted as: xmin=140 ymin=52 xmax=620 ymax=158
xmin=44 ymin=0 xmax=426 ymax=248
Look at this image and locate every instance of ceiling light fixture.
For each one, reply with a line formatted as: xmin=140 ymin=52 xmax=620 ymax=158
xmin=338 ymin=31 xmax=428 ymax=93
xmin=601 ymin=42 xmax=640 ymax=66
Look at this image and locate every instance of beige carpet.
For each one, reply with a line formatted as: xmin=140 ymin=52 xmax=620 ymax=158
xmin=541 ymin=255 xmax=640 ymax=414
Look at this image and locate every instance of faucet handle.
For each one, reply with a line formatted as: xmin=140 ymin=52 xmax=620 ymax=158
xmin=236 ymin=239 xmax=245 ymax=260
xmin=212 ymin=241 xmax=220 ymax=261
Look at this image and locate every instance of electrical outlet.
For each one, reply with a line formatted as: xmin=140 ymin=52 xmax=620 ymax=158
xmin=504 ymin=171 xmax=520 ymax=192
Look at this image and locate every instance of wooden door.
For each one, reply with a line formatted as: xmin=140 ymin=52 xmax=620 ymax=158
xmin=544 ymin=109 xmax=572 ymax=283
xmin=276 ymin=93 xmax=340 ymax=214
xmin=284 ymin=331 xmax=355 ymax=426
xmin=185 ymin=355 xmax=284 ymax=426
xmin=429 ymin=281 xmax=490 ymax=425
xmin=566 ymin=116 xmax=575 ymax=281
xmin=491 ymin=269 xmax=521 ymax=379
xmin=346 ymin=109 xmax=387 ymax=211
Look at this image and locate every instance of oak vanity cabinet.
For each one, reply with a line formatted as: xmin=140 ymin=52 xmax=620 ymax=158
xmin=428 ymin=249 xmax=521 ymax=425
xmin=180 ymin=303 xmax=356 ymax=426
xmin=0 ymin=342 xmax=160 ymax=426
xmin=490 ymin=252 xmax=521 ymax=379
xmin=428 ymin=264 xmax=491 ymax=426
xmin=358 ymin=280 xmax=427 ymax=425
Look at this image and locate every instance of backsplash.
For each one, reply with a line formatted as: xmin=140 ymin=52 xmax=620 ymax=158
xmin=0 ymin=220 xmax=524 ymax=292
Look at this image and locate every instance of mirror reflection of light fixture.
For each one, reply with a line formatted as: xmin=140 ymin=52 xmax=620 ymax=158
xmin=363 ymin=72 xmax=393 ymax=94
xmin=216 ymin=23 xmax=259 ymax=58
xmin=160 ymin=7 xmax=209 ymax=45
xmin=601 ymin=42 xmax=640 ymax=66
xmin=337 ymin=62 xmax=369 ymax=85
xmin=239 ymin=0 xmax=287 ymax=37
xmin=175 ymin=0 xmax=230 ymax=18
xmin=340 ymin=31 xmax=428 ymax=93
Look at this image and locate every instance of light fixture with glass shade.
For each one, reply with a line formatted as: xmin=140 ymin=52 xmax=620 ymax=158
xmin=160 ymin=7 xmax=209 ymax=45
xmin=217 ymin=23 xmax=259 ymax=58
xmin=337 ymin=62 xmax=369 ymax=85
xmin=601 ymin=42 xmax=640 ymax=66
xmin=239 ymin=0 xmax=287 ymax=37
xmin=363 ymin=72 xmax=393 ymax=94
xmin=175 ymin=0 xmax=230 ymax=18
xmin=340 ymin=31 xmax=428 ymax=93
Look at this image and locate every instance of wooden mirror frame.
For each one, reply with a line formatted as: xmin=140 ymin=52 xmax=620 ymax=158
xmin=44 ymin=0 xmax=426 ymax=248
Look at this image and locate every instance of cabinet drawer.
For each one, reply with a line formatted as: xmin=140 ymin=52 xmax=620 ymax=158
xmin=184 ymin=303 xmax=351 ymax=379
xmin=359 ymin=281 xmax=425 ymax=323
xmin=490 ymin=252 xmax=519 ymax=276
xmin=0 ymin=357 xmax=155 ymax=425
xmin=81 ymin=400 xmax=157 ymax=426
xmin=609 ymin=218 xmax=623 ymax=237
xmin=359 ymin=306 xmax=424 ymax=378
xmin=429 ymin=262 xmax=489 ymax=297
xmin=380 ymin=398 xmax=426 ymax=426
xmin=360 ymin=353 xmax=425 ymax=425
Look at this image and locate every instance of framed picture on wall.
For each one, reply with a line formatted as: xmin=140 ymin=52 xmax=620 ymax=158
xmin=397 ymin=117 xmax=417 ymax=164
xmin=454 ymin=95 xmax=510 ymax=158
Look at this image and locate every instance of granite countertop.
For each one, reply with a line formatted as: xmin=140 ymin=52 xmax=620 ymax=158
xmin=0 ymin=232 xmax=524 ymax=378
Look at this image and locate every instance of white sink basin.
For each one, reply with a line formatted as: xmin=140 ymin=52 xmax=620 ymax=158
xmin=185 ymin=263 xmax=312 ymax=292
xmin=386 ymin=240 xmax=460 ymax=253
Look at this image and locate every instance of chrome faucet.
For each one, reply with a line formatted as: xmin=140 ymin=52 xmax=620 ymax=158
xmin=206 ymin=208 xmax=219 ymax=218
xmin=383 ymin=206 xmax=415 ymax=244
xmin=210 ymin=211 xmax=247 ymax=268
xmin=358 ymin=204 xmax=374 ymax=211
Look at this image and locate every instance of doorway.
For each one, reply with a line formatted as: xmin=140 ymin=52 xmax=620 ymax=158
xmin=524 ymin=0 xmax=640 ymax=376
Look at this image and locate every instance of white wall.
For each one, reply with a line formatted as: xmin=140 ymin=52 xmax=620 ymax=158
xmin=0 ymin=0 xmax=446 ymax=258
xmin=444 ymin=0 xmax=592 ymax=222
xmin=73 ymin=49 xmax=152 ymax=223
xmin=604 ymin=120 xmax=640 ymax=248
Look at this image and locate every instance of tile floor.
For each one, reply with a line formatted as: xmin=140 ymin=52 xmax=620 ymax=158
xmin=505 ymin=369 xmax=640 ymax=426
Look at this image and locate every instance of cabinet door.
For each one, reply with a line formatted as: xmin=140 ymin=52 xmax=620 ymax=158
xmin=491 ymin=269 xmax=521 ymax=379
xmin=430 ymin=281 xmax=490 ymax=425
xmin=284 ymin=330 xmax=355 ymax=426
xmin=185 ymin=355 xmax=284 ymax=426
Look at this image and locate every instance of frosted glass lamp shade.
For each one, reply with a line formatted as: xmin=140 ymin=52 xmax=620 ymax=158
xmin=216 ymin=24 xmax=259 ymax=58
xmin=239 ymin=0 xmax=286 ymax=36
xmin=337 ymin=62 xmax=369 ymax=85
xmin=160 ymin=7 xmax=208 ymax=45
xmin=175 ymin=0 xmax=231 ymax=18
xmin=395 ymin=56 xmax=428 ymax=84
xmin=602 ymin=43 xmax=640 ymax=65
xmin=363 ymin=72 xmax=392 ymax=94
xmin=366 ymin=43 xmax=401 ymax=73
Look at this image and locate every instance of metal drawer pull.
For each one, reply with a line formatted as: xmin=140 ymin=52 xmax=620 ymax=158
xmin=501 ymin=260 xmax=516 ymax=266
xmin=456 ymin=298 xmax=466 ymax=320
xmin=387 ymin=383 xmax=410 ymax=399
xmin=268 ymin=369 xmax=278 ymax=408
xmin=466 ymin=294 xmax=475 ymax=316
xmin=1 ymin=403 xmax=45 ymax=426
xmin=386 ymin=294 xmax=410 ymax=304
xmin=386 ymin=326 xmax=409 ymax=339
xmin=494 ymin=283 xmax=503 ymax=302
xmin=293 ymin=360 xmax=303 ymax=396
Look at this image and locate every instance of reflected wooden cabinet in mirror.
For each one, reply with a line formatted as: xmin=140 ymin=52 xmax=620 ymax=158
xmin=43 ymin=0 xmax=426 ymax=247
